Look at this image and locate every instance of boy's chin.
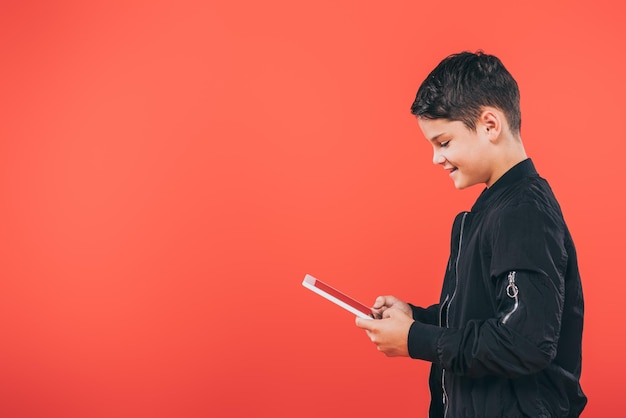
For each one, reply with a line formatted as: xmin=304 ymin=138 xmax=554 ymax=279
xmin=452 ymin=178 xmax=480 ymax=190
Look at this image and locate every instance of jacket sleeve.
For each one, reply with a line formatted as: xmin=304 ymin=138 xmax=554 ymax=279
xmin=407 ymin=203 xmax=567 ymax=378
xmin=409 ymin=303 xmax=439 ymax=325
xmin=407 ymin=270 xmax=563 ymax=378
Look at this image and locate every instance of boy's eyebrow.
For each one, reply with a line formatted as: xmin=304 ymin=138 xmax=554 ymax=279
xmin=428 ymin=133 xmax=445 ymax=142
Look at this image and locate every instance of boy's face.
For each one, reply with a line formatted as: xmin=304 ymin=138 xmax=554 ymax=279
xmin=418 ymin=117 xmax=495 ymax=189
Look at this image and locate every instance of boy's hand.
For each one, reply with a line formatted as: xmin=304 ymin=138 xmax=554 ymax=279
xmin=370 ymin=295 xmax=412 ymax=319
xmin=355 ymin=307 xmax=414 ymax=357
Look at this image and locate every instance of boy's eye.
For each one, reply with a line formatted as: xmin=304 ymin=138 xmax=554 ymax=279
xmin=439 ymin=140 xmax=450 ymax=148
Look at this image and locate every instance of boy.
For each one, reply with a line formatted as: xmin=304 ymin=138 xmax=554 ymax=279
xmin=355 ymin=51 xmax=586 ymax=417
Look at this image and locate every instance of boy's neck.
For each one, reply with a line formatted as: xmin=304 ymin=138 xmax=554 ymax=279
xmin=487 ymin=135 xmax=527 ymax=188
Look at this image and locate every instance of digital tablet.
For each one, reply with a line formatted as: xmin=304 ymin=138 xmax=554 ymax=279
xmin=302 ymin=274 xmax=373 ymax=320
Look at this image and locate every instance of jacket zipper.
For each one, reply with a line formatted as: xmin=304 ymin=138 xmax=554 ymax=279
xmin=439 ymin=294 xmax=450 ymax=327
xmin=442 ymin=212 xmax=468 ymax=418
xmin=502 ymin=271 xmax=519 ymax=324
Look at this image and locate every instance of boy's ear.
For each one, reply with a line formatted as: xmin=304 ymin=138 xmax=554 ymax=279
xmin=478 ymin=107 xmax=502 ymax=141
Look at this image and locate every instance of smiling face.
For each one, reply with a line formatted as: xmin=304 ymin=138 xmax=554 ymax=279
xmin=418 ymin=117 xmax=497 ymax=189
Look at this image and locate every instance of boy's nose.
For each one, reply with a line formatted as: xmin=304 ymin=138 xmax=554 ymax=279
xmin=433 ymin=151 xmax=446 ymax=165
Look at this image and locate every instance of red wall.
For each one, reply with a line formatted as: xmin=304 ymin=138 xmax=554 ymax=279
xmin=1 ymin=1 xmax=622 ymax=417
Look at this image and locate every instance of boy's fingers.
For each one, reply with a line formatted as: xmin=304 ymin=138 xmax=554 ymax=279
xmin=383 ymin=307 xmax=409 ymax=320
xmin=355 ymin=316 xmax=375 ymax=330
xmin=383 ymin=307 xmax=396 ymax=319
xmin=370 ymin=307 xmax=383 ymax=319
xmin=372 ymin=296 xmax=385 ymax=309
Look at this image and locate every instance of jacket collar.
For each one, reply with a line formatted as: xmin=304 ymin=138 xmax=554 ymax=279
xmin=471 ymin=158 xmax=538 ymax=212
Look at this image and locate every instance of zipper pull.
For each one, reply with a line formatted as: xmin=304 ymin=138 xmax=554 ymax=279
xmin=506 ymin=271 xmax=518 ymax=298
xmin=502 ymin=271 xmax=520 ymax=325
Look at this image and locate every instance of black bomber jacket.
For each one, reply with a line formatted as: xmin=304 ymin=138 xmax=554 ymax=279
xmin=407 ymin=159 xmax=586 ymax=417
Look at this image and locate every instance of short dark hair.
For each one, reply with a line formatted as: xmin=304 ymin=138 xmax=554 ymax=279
xmin=410 ymin=51 xmax=521 ymax=135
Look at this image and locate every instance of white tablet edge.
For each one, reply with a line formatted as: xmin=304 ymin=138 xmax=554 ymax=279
xmin=302 ymin=274 xmax=373 ymax=320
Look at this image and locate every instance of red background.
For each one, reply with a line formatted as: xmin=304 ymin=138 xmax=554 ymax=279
xmin=1 ymin=1 xmax=623 ymax=417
